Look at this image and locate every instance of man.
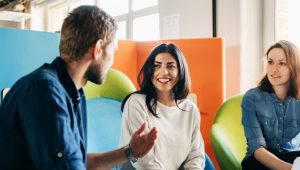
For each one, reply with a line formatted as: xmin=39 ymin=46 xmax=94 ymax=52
xmin=0 ymin=5 xmax=157 ymax=170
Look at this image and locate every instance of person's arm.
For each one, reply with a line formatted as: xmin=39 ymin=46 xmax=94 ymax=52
xmin=254 ymin=147 xmax=292 ymax=170
xmin=242 ymin=91 xmax=291 ymax=170
xmin=183 ymin=106 xmax=205 ymax=170
xmin=87 ymin=122 xmax=157 ymax=170
xmin=119 ymin=94 xmax=164 ymax=169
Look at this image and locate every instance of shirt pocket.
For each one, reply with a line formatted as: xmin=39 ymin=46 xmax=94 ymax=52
xmin=285 ymin=119 xmax=300 ymax=139
xmin=258 ymin=116 xmax=276 ymax=139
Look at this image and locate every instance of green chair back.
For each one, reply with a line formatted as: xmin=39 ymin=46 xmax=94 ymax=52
xmin=83 ymin=68 xmax=136 ymax=101
xmin=210 ymin=95 xmax=246 ymax=170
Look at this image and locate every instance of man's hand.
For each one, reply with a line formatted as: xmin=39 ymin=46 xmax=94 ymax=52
xmin=129 ymin=122 xmax=158 ymax=158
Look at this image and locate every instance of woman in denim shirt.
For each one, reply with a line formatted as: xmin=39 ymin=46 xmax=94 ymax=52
xmin=242 ymin=40 xmax=300 ymax=170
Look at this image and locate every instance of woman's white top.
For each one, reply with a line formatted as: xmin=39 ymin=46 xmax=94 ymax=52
xmin=119 ymin=93 xmax=205 ymax=170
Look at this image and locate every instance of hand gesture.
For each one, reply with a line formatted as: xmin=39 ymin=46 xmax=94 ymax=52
xmin=129 ymin=122 xmax=157 ymax=158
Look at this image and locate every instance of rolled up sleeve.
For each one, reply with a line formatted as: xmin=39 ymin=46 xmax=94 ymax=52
xmin=241 ymin=91 xmax=266 ymax=156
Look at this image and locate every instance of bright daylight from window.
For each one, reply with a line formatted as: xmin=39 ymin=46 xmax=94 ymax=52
xmin=288 ymin=0 xmax=300 ymax=47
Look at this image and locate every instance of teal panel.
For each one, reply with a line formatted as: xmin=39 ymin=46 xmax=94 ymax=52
xmin=0 ymin=28 xmax=60 ymax=90
xmin=86 ymin=97 xmax=122 ymax=153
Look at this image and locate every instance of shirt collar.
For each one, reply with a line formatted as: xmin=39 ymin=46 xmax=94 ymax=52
xmin=51 ymin=57 xmax=82 ymax=103
xmin=269 ymin=92 xmax=292 ymax=105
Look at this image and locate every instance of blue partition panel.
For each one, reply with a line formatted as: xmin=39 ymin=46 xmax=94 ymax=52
xmin=86 ymin=97 xmax=122 ymax=153
xmin=0 ymin=28 xmax=60 ymax=90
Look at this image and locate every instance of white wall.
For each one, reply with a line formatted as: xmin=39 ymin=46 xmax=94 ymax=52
xmin=217 ymin=0 xmax=241 ymax=98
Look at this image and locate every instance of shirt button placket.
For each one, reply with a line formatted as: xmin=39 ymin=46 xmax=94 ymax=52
xmin=277 ymin=102 xmax=284 ymax=150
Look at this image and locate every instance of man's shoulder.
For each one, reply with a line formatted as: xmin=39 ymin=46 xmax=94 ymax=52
xmin=32 ymin=63 xmax=59 ymax=82
xmin=11 ymin=63 xmax=60 ymax=92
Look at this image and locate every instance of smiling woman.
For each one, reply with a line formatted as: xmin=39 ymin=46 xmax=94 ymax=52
xmin=119 ymin=43 xmax=205 ymax=169
xmin=152 ymin=52 xmax=179 ymax=96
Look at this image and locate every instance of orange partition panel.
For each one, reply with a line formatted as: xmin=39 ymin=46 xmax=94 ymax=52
xmin=114 ymin=39 xmax=224 ymax=169
xmin=112 ymin=40 xmax=138 ymax=87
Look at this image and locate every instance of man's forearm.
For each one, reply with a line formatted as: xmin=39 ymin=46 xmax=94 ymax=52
xmin=87 ymin=146 xmax=128 ymax=170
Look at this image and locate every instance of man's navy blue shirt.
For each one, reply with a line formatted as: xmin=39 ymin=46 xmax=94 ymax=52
xmin=0 ymin=57 xmax=87 ymax=169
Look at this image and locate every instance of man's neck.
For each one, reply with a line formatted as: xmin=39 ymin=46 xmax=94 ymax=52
xmin=61 ymin=56 xmax=89 ymax=90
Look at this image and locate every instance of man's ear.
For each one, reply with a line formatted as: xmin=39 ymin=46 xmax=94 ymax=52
xmin=93 ymin=39 xmax=104 ymax=60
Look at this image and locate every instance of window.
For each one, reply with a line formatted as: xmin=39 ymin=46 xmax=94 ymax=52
xmin=47 ymin=2 xmax=69 ymax=32
xmin=117 ymin=21 xmax=127 ymax=40
xmin=132 ymin=0 xmax=158 ymax=11
xmin=133 ymin=13 xmax=159 ymax=41
xmin=70 ymin=0 xmax=94 ymax=10
xmin=275 ymin=0 xmax=300 ymax=47
xmin=99 ymin=0 xmax=159 ymax=40
xmin=45 ymin=0 xmax=159 ymax=40
xmin=100 ymin=0 xmax=129 ymax=17
xmin=287 ymin=0 xmax=300 ymax=47
xmin=47 ymin=0 xmax=97 ymax=32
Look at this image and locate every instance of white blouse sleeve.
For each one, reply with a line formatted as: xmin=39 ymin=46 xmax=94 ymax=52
xmin=119 ymin=94 xmax=165 ymax=169
xmin=183 ymin=106 xmax=205 ymax=170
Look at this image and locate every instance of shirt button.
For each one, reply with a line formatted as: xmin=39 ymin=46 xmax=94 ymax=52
xmin=276 ymin=144 xmax=280 ymax=149
xmin=57 ymin=152 xmax=63 ymax=158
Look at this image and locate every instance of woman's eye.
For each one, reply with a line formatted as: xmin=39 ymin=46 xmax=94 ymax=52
xmin=168 ymin=65 xmax=176 ymax=69
xmin=154 ymin=64 xmax=160 ymax=68
xmin=267 ymin=60 xmax=273 ymax=64
xmin=279 ymin=62 xmax=287 ymax=66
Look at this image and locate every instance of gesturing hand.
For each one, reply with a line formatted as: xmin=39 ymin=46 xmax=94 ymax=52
xmin=129 ymin=122 xmax=158 ymax=158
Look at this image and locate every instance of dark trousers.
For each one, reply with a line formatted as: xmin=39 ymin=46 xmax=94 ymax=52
xmin=242 ymin=151 xmax=300 ymax=170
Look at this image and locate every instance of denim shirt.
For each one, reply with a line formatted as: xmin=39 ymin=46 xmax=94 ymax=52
xmin=242 ymin=87 xmax=300 ymax=159
xmin=0 ymin=57 xmax=87 ymax=169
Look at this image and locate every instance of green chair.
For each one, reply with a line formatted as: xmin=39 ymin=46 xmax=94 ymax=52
xmin=84 ymin=68 xmax=136 ymax=101
xmin=210 ymin=95 xmax=246 ymax=170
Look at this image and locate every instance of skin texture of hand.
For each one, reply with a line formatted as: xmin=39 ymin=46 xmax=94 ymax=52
xmin=254 ymin=147 xmax=292 ymax=170
xmin=87 ymin=122 xmax=157 ymax=170
xmin=283 ymin=164 xmax=293 ymax=170
xmin=130 ymin=122 xmax=158 ymax=158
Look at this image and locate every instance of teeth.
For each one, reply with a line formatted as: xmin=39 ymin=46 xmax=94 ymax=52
xmin=158 ymin=78 xmax=170 ymax=83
